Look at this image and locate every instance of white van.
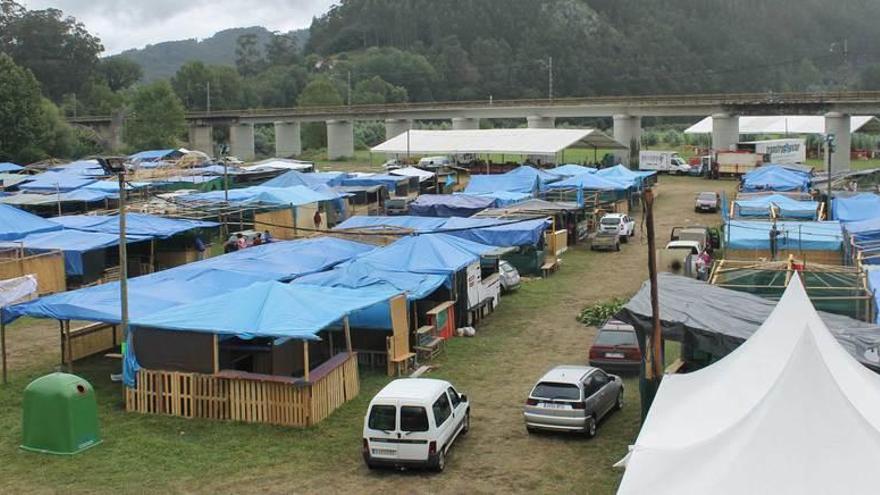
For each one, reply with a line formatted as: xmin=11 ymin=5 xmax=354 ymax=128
xmin=362 ymin=378 xmax=470 ymax=471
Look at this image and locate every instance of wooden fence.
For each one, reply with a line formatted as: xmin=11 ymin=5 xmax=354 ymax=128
xmin=125 ymin=352 xmax=359 ymax=427
xmin=0 ymin=249 xmax=65 ymax=295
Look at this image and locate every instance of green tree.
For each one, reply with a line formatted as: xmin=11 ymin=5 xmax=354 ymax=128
xmin=0 ymin=1 xmax=103 ymax=101
xmin=265 ymin=32 xmax=300 ymax=67
xmin=98 ymin=57 xmax=143 ymax=92
xmin=172 ymin=61 xmax=244 ymax=110
xmin=860 ymin=65 xmax=880 ymax=90
xmin=298 ymin=76 xmax=343 ymax=150
xmin=124 ymin=81 xmax=186 ymax=150
xmin=252 ymin=65 xmax=308 ymax=107
xmin=0 ymin=52 xmax=45 ymax=162
xmin=235 ymin=33 xmax=264 ymax=77
xmin=352 ymin=76 xmax=407 ymax=104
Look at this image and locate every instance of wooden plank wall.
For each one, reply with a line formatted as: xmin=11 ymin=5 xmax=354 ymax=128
xmin=0 ymin=250 xmax=66 ymax=295
xmin=125 ymin=353 xmax=360 ymax=427
xmin=65 ymin=323 xmax=121 ymax=363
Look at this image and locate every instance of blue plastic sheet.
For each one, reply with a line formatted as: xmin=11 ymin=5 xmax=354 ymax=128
xmin=353 ymin=234 xmax=496 ymax=280
xmin=409 ymin=194 xmax=495 ymax=217
xmin=596 ymin=165 xmax=652 ymax=189
xmin=0 ymin=162 xmax=23 ymax=173
xmin=340 ymin=174 xmax=406 ymax=193
xmin=741 ymin=166 xmax=811 ymax=193
xmin=0 ymin=204 xmax=63 ymax=240
xmin=464 ymin=174 xmax=539 ymax=195
xmin=545 ymin=173 xmax=630 ymax=191
xmin=833 ymin=194 xmax=880 ymax=223
xmin=440 ymin=217 xmax=550 ymax=247
xmin=466 ymin=191 xmax=532 ymax=206
xmin=179 ymin=185 xmax=339 ymax=206
xmin=51 ymin=213 xmax=219 ymax=238
xmin=335 ymin=215 xmax=447 ymax=232
xmin=547 ymin=164 xmax=597 ymax=177
xmin=18 ymin=173 xmax=98 ymax=193
xmin=504 ymin=166 xmax=561 ymax=189
xmin=263 ymin=170 xmax=349 ymax=188
xmin=0 ymin=230 xmax=149 ymax=275
xmin=129 ymin=149 xmax=177 ymax=161
xmin=726 ymin=220 xmax=842 ymax=251
xmin=133 ymin=281 xmax=398 ymax=341
xmin=734 ymin=194 xmax=819 ymax=219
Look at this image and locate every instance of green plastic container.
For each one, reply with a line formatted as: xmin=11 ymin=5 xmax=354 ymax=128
xmin=21 ymin=373 xmax=102 ymax=455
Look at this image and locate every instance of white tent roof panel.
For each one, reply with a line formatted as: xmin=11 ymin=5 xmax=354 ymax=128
xmin=618 ymin=275 xmax=880 ymax=495
xmin=685 ymin=115 xmax=880 ymax=134
xmin=371 ymin=128 xmax=626 ymax=155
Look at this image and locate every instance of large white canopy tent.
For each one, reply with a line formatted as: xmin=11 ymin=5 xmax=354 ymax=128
xmin=371 ymin=128 xmax=627 ymax=156
xmin=617 ymin=274 xmax=880 ymax=495
xmin=685 ymin=115 xmax=880 ymax=135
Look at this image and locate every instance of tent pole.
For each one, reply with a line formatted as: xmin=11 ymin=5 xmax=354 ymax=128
xmin=343 ymin=316 xmax=353 ymax=356
xmin=303 ymin=341 xmax=310 ymax=381
xmin=1 ymin=319 xmax=7 ymax=385
xmin=64 ymin=320 xmax=72 ymax=373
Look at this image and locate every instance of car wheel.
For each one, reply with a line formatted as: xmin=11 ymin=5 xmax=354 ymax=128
xmin=629 ymin=230 xmax=635 ymax=237
xmin=621 ymin=235 xmax=629 ymax=244
xmin=365 ymin=460 xmax=378 ymax=471
xmin=526 ymin=426 xmax=538 ymax=434
xmin=434 ymin=448 xmax=447 ymax=472
xmin=461 ymin=411 xmax=470 ymax=435
xmin=615 ymin=390 xmax=624 ymax=411
xmin=585 ymin=415 xmax=598 ymax=439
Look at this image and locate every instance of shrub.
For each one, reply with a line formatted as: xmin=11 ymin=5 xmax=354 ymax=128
xmin=576 ymin=297 xmax=627 ymax=326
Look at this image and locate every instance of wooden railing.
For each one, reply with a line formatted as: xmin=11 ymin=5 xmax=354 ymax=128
xmin=125 ymin=352 xmax=360 ymax=427
xmin=0 ymin=249 xmax=65 ymax=295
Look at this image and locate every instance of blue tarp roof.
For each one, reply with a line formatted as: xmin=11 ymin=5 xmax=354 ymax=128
xmin=263 ymin=170 xmax=349 ymax=188
xmin=0 ymin=230 xmax=149 ymax=275
xmin=47 ymin=160 xmax=106 ymax=177
xmin=340 ymin=174 xmax=406 ymax=193
xmin=734 ymin=194 xmax=819 ymax=219
xmin=409 ymin=194 xmax=495 ymax=217
xmin=133 ymin=281 xmax=397 ymax=341
xmin=18 ymin=173 xmax=98 ymax=193
xmin=129 ymin=149 xmax=177 ymax=161
xmin=545 ymin=173 xmax=630 ymax=191
xmin=50 ymin=213 xmax=219 ymax=238
xmin=353 ymin=234 xmax=496 ymax=278
xmin=596 ymin=165 xmax=655 ymax=188
xmin=547 ymin=164 xmax=597 ymax=177
xmin=505 ymin=166 xmax=561 ymax=187
xmin=464 ymin=174 xmax=538 ymax=195
xmin=2 ymin=236 xmax=374 ymax=324
xmin=726 ymin=220 xmax=843 ymax=251
xmin=335 ymin=215 xmax=447 ymax=232
xmin=441 ymin=217 xmax=550 ymax=247
xmin=843 ymin=217 xmax=880 ymax=242
xmin=833 ymin=194 xmax=880 ymax=223
xmin=0 ymin=162 xmax=23 ymax=173
xmin=0 ymin=204 xmax=63 ymax=240
xmin=467 ymin=191 xmax=532 ymax=206
xmin=179 ymin=185 xmax=339 ymax=206
xmin=741 ymin=166 xmax=811 ymax=193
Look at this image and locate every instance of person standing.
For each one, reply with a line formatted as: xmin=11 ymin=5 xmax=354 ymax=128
xmin=313 ymin=210 xmax=323 ymax=230
xmin=769 ymin=221 xmax=782 ymax=260
xmin=263 ymin=230 xmax=273 ymax=243
xmin=194 ymin=236 xmax=207 ymax=260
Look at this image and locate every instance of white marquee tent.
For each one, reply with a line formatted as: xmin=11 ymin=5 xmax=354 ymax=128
xmin=617 ymin=274 xmax=880 ymax=495
xmin=685 ymin=115 xmax=880 ymax=135
xmin=371 ymin=128 xmax=626 ymax=156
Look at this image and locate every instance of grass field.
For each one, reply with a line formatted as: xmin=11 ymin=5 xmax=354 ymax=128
xmin=0 ymin=177 xmax=735 ymax=494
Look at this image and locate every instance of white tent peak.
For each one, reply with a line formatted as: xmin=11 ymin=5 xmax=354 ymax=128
xmin=618 ymin=272 xmax=880 ymax=495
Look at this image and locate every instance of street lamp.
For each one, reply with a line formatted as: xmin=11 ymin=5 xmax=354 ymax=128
xmin=97 ymin=156 xmax=130 ymax=380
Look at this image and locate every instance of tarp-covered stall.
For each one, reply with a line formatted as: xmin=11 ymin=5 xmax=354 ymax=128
xmin=725 ymin=220 xmax=843 ymax=263
xmin=617 ymin=275 xmax=880 ymax=495
xmin=733 ymin=194 xmax=820 ymax=219
xmin=741 ymin=165 xmax=811 ymax=193
xmin=833 ymin=193 xmax=880 ymax=223
xmin=0 ymin=204 xmax=62 ymax=240
xmin=409 ymin=194 xmax=495 ymax=218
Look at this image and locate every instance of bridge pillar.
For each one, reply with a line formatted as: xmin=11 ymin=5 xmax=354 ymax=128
xmin=613 ymin=115 xmax=642 ymax=167
xmin=527 ymin=116 xmax=555 ymax=129
xmin=327 ymin=120 xmax=354 ymax=160
xmin=188 ymin=125 xmax=213 ymax=156
xmin=711 ymin=113 xmax=739 ymax=152
xmin=451 ymin=117 xmax=480 ymax=130
xmin=229 ymin=123 xmax=256 ymax=162
xmin=385 ymin=119 xmax=412 ymax=140
xmin=274 ymin=121 xmax=302 ymax=157
xmin=825 ymin=112 xmax=851 ymax=173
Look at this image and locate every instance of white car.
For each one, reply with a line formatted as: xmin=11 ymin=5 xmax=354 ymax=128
xmin=598 ymin=213 xmax=635 ymax=242
xmin=499 ymin=260 xmax=521 ymax=292
xmin=418 ymin=156 xmax=452 ymax=168
xmin=363 ymin=378 xmax=470 ymax=471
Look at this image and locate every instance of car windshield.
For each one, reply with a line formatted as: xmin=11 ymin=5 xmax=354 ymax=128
xmin=600 ymin=218 xmax=619 ymax=225
xmin=698 ymin=193 xmax=716 ymax=200
xmin=400 ymin=406 xmax=429 ymax=432
xmin=500 ymin=263 xmax=516 ymax=274
xmin=368 ymin=405 xmax=396 ymax=431
xmin=595 ymin=330 xmax=637 ymax=347
xmin=532 ymin=382 xmax=581 ymax=401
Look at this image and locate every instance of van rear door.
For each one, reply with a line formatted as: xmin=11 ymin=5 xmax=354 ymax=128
xmin=365 ymin=402 xmax=400 ymax=461
xmin=397 ymin=405 xmax=432 ymax=461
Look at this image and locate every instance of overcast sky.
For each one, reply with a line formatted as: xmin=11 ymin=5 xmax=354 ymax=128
xmin=21 ymin=0 xmax=338 ymax=54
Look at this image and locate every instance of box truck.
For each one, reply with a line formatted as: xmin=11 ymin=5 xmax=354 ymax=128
xmin=737 ymin=139 xmax=806 ymax=164
xmin=639 ymin=151 xmax=692 ymax=174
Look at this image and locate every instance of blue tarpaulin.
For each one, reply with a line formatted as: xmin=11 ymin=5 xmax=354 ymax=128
xmin=547 ymin=164 xmax=597 ymax=177
xmin=335 ymin=215 xmax=447 ymax=232
xmin=409 ymin=194 xmax=495 ymax=217
xmin=353 ymin=234 xmax=496 ymax=280
xmin=466 ymin=191 xmax=532 ymax=206
xmin=129 ymin=149 xmax=178 ymax=162
xmin=0 ymin=230 xmax=149 ymax=275
xmin=734 ymin=194 xmax=819 ymax=219
xmin=0 ymin=204 xmax=63 ymax=240
xmin=741 ymin=165 xmax=811 ymax=193
xmin=179 ymin=185 xmax=339 ymax=206
xmin=50 ymin=213 xmax=219 ymax=238
xmin=340 ymin=174 xmax=406 ymax=193
xmin=18 ymin=173 xmax=98 ymax=193
xmin=1 ymin=236 xmax=374 ymax=325
xmin=133 ymin=281 xmax=398 ymax=341
xmin=596 ymin=165 xmax=653 ymax=189
xmin=505 ymin=166 xmax=561 ymax=189
xmin=726 ymin=220 xmax=843 ymax=251
xmin=441 ymin=217 xmax=550 ymax=247
xmin=464 ymin=174 xmax=538 ymax=195
xmin=545 ymin=173 xmax=630 ymax=191
xmin=0 ymin=162 xmax=23 ymax=173
xmin=263 ymin=170 xmax=349 ymax=188
xmin=833 ymin=194 xmax=880 ymax=223
xmin=843 ymin=217 xmax=880 ymax=242
xmin=47 ymin=160 xmax=106 ymax=177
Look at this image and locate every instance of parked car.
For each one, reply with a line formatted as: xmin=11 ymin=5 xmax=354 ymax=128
xmin=383 ymin=159 xmax=403 ymax=170
xmin=499 ymin=260 xmax=521 ymax=292
xmin=385 ymin=197 xmax=413 ymax=215
xmin=418 ymin=156 xmax=452 ymax=169
xmin=598 ymin=213 xmax=635 ymax=242
xmin=523 ymin=365 xmax=623 ymax=437
xmin=695 ymin=192 xmax=720 ymax=213
xmin=588 ymin=320 xmax=641 ymax=375
xmin=363 ymin=378 xmax=470 ymax=471
xmin=591 ymin=232 xmax=621 ymax=252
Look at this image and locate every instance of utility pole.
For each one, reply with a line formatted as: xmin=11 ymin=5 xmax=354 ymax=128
xmin=548 ymin=56 xmax=554 ymax=101
xmin=826 ymin=133 xmax=836 ymax=210
xmin=642 ymin=188 xmax=663 ymax=421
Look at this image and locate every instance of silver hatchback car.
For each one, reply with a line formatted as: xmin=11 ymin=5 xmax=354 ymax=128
xmin=523 ymin=365 xmax=623 ymax=437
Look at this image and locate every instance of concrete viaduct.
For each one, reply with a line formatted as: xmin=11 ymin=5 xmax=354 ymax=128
xmin=70 ymin=91 xmax=880 ymax=172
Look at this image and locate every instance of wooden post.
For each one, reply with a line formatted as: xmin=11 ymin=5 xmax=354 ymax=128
xmin=64 ymin=320 xmax=72 ymax=373
xmin=58 ymin=320 xmax=65 ymax=367
xmin=303 ymin=340 xmax=310 ymax=382
xmin=328 ymin=331 xmax=335 ymax=356
xmin=343 ymin=316 xmax=353 ymax=356
xmin=642 ymin=188 xmax=663 ymax=420
xmin=212 ymin=334 xmax=219 ymax=373
xmin=149 ymin=239 xmax=156 ymax=272
xmin=1 ymin=319 xmax=7 ymax=385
